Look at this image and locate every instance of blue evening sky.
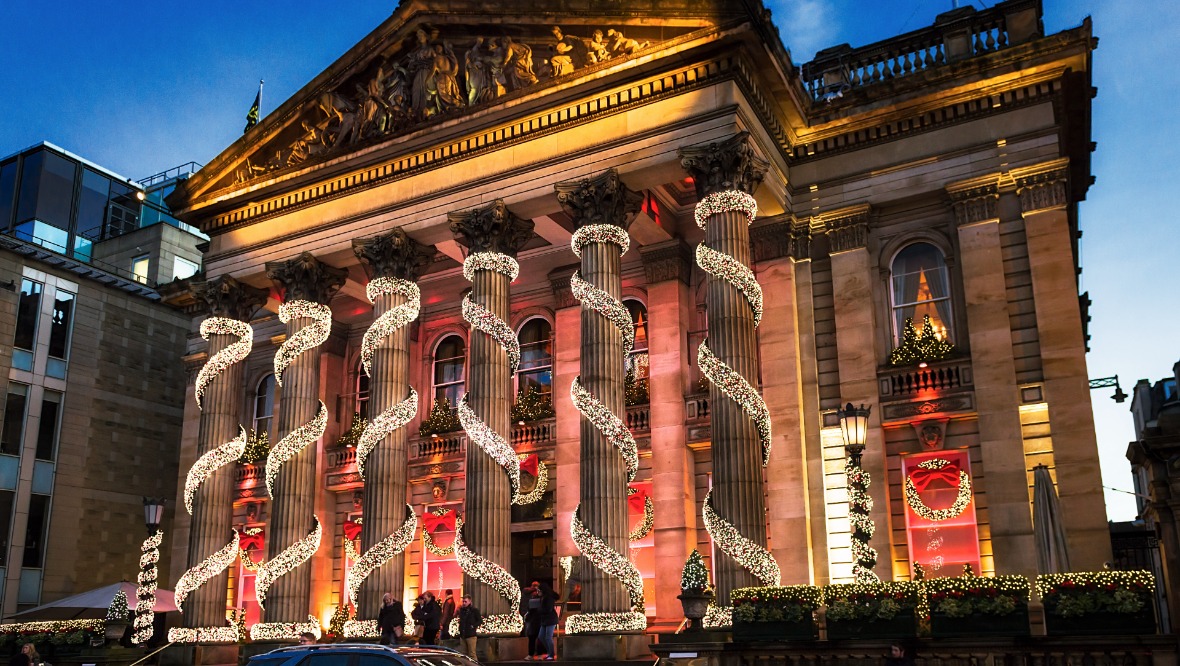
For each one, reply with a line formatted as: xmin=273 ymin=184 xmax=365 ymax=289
xmin=2 ymin=1 xmax=1176 ymax=521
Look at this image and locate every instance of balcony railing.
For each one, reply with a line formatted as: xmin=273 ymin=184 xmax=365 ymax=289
xmin=878 ymin=358 xmax=974 ymax=400
xmin=327 ymin=447 xmax=357 ymax=470
xmin=410 ymin=431 xmax=466 ymax=461
xmin=626 ymin=404 xmax=650 ymax=433
xmin=686 ymin=393 xmax=710 ymax=421
xmin=236 ymin=463 xmax=264 ymax=485
xmin=512 ymin=418 xmax=556 ymax=448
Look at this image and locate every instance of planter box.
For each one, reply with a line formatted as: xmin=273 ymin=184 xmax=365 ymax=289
xmin=733 ymin=620 xmax=818 ymax=642
xmin=1045 ymin=607 xmax=1156 ymax=636
xmin=931 ymin=609 xmax=1029 ymax=637
xmin=826 ymin=614 xmax=917 ymax=640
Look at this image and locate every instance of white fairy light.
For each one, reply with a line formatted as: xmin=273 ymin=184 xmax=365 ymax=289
xmin=462 ymin=252 xmax=519 ymax=282
xmin=168 ymin=626 xmax=239 ymax=644
xmin=132 ymin=530 xmax=163 ymax=645
xmin=343 ymin=619 xmax=380 ymax=639
xmin=702 ymin=489 xmax=781 ymax=588
xmin=175 ymin=531 xmax=241 ymax=612
xmin=346 ymin=505 xmax=418 ymax=608
xmin=274 ymin=300 xmax=332 ymax=386
xmin=696 ymin=243 xmax=763 ymax=326
xmin=904 ymin=458 xmax=973 ymax=522
xmin=566 ymin=504 xmax=647 ymax=634
xmin=266 ymin=401 xmax=328 ymax=497
xmin=459 ymin=395 xmax=523 ymax=502
xmin=249 ymin=616 xmax=322 ymax=641
xmin=255 ymin=517 xmax=322 ymax=610
xmin=560 ymin=556 xmax=573 ymax=583
xmin=184 ymin=428 xmax=247 ymax=515
xmin=360 ymin=277 xmax=421 ymax=376
xmin=238 ymin=527 xmax=265 ymax=572
xmin=462 ymin=293 xmax=521 ymax=373
xmin=693 ymin=190 xmax=757 ymax=229
xmin=195 ymin=317 xmax=253 ymax=410
xmin=571 ymin=224 xmax=631 ymax=258
xmin=698 ymin=342 xmax=772 ymax=465
xmin=422 ymin=511 xmax=458 ymax=557
xmin=356 ymin=388 xmax=418 ymax=478
xmin=571 ymin=377 xmax=638 ymax=481
xmin=628 ymin=492 xmax=654 ymax=542
xmin=570 ymin=271 xmax=634 ymax=354
xmin=453 ymin=523 xmax=523 ymax=635
xmin=515 ymin=454 xmax=548 ymax=506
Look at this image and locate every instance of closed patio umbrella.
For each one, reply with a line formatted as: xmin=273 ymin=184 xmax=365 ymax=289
xmin=1033 ymin=464 xmax=1072 ymax=574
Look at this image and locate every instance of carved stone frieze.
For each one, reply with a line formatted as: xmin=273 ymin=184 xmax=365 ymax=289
xmin=678 ymin=131 xmax=769 ymax=197
xmin=1013 ymin=159 xmax=1070 ymax=214
xmin=265 ymin=252 xmax=348 ymax=305
xmin=548 ymin=264 xmax=580 ymax=309
xmin=553 ymin=168 xmax=643 ymax=229
xmin=881 ymin=393 xmax=974 ymax=421
xmin=947 ymin=178 xmax=1001 ymax=226
xmin=821 ymin=204 xmax=872 ymax=253
xmin=640 ymin=240 xmax=692 ymax=284
xmin=352 ymin=228 xmax=433 ymax=281
xmin=447 ymin=199 xmax=534 ymax=256
xmin=191 ymin=275 xmax=269 ymax=320
xmin=750 ymin=220 xmax=791 ymax=262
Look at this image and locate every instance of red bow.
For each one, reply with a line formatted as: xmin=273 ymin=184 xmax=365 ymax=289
xmin=422 ymin=511 xmax=456 ymax=533
xmin=910 ymin=462 xmax=961 ymax=491
xmin=628 ymin=488 xmax=648 ymax=513
xmin=343 ymin=520 xmax=363 ymax=541
xmin=519 ymin=454 xmax=539 ymax=477
xmin=239 ymin=530 xmax=264 ymax=550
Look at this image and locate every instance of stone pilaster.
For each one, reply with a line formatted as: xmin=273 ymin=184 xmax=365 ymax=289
xmin=549 ymin=265 xmax=582 ymax=560
xmin=679 ymin=133 xmax=772 ymax=605
xmin=448 ymin=201 xmax=534 ymax=623
xmin=263 ymin=253 xmax=346 ymax=624
xmin=352 ymin=230 xmax=432 ymax=620
xmin=1013 ymin=160 xmax=1112 ymax=569
xmin=556 ymin=169 xmax=643 ymax=616
xmin=185 ymin=276 xmax=268 ymax=628
xmin=947 ymin=177 xmax=1036 ymax=576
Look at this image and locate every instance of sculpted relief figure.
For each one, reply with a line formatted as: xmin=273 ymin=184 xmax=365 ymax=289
xmin=429 ymin=42 xmax=465 ymax=114
xmin=549 ymin=26 xmax=589 ymax=77
xmin=588 ymin=30 xmax=611 ymax=64
xmin=466 ymin=37 xmax=506 ymax=105
xmin=500 ymin=36 xmax=538 ymax=90
xmin=606 ymin=29 xmax=648 ymax=57
xmin=407 ymin=29 xmax=438 ymax=118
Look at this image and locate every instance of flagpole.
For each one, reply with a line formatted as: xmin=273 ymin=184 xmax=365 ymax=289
xmin=258 ymin=79 xmax=264 ymax=115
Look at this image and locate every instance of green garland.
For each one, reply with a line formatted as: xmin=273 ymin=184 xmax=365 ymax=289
xmin=926 ymin=574 xmax=1029 ymax=617
xmin=419 ymin=399 xmax=462 ymax=437
xmin=239 ymin=429 xmax=270 ymax=464
xmin=732 ymin=585 xmax=822 ymax=624
xmin=336 ymin=412 xmax=367 ymax=448
xmin=681 ymin=549 xmax=711 ymax=593
xmin=1036 ymin=570 xmax=1155 ymax=618
xmin=823 ymin=581 xmax=920 ymax=623
xmin=510 ymin=386 xmax=555 ymax=422
xmin=888 ymin=315 xmax=955 ymax=367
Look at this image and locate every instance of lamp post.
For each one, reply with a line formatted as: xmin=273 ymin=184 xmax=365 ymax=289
xmin=838 ymin=403 xmax=879 ymax=583
xmin=133 ymin=498 xmax=166 ymax=645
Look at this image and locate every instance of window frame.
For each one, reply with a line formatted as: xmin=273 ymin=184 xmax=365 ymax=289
xmin=253 ymin=374 xmax=276 ymax=440
xmin=431 ymin=334 xmax=467 ymax=409
xmin=514 ymin=317 xmax=553 ymax=399
xmin=887 ymin=242 xmax=954 ymax=346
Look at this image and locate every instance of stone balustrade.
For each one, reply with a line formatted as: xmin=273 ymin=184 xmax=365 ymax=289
xmin=409 ymin=432 xmax=467 ymax=460
xmin=878 ymin=358 xmax=974 ymax=400
xmin=511 ymin=418 xmax=557 ymax=448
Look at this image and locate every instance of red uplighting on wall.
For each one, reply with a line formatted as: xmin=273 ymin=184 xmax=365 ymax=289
xmin=901 ymin=449 xmax=980 ymax=578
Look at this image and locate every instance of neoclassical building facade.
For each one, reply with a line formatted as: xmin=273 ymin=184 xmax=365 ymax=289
xmin=164 ymin=0 xmax=1108 ymax=638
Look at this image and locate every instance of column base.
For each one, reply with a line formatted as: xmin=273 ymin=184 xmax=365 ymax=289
xmin=476 ymin=635 xmax=528 ymax=662
xmin=560 ymin=632 xmax=652 ymax=661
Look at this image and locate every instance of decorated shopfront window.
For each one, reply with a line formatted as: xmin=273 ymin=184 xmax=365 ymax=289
xmin=901 ymin=449 xmax=980 ymax=577
xmin=421 ymin=505 xmax=463 ymax=598
xmin=626 ymin=480 xmax=655 ymax=617
xmin=432 ymin=336 xmax=466 ymax=409
xmin=236 ymin=525 xmax=265 ymax=626
xmin=889 ymin=243 xmax=953 ymax=345
xmin=623 ymin=300 xmax=649 ymax=405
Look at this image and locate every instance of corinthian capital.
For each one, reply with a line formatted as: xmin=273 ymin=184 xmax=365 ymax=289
xmin=265 ymin=252 xmax=348 ymax=304
xmin=946 ymin=175 xmax=1001 ymax=227
xmin=447 ymin=199 xmax=534 ymax=256
xmin=1012 ymin=158 xmax=1070 ymax=215
xmin=352 ymin=229 xmax=433 ymax=281
xmin=820 ymin=204 xmax=871 ymax=253
xmin=678 ymin=131 xmax=769 ymax=197
xmin=553 ymin=169 xmax=643 ymax=229
xmin=191 ymin=275 xmax=269 ymax=320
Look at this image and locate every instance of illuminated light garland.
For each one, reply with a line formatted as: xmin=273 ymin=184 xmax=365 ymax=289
xmin=904 ymin=458 xmax=973 ymax=522
xmin=274 ymin=300 xmax=332 ymax=386
xmin=343 ymin=619 xmax=380 ymax=639
xmin=1 ymin=619 xmax=104 ymax=635
xmin=463 ymin=252 xmax=520 ymax=282
xmin=239 ymin=527 xmax=265 ymax=572
xmin=266 ymin=401 xmax=328 ymax=497
xmin=570 ymin=271 xmax=634 ymax=354
xmin=360 ymin=277 xmax=421 ymax=377
xmin=423 ymin=511 xmax=459 ymax=557
xmin=255 ymin=517 xmax=322 ymax=610
xmin=459 ymin=395 xmax=524 ymax=503
xmin=462 ymin=293 xmax=520 ymax=373
xmin=356 ymin=388 xmax=418 ymax=478
xmin=847 ymin=461 xmax=880 ymax=584
xmin=132 ymin=530 xmax=163 ymax=645
xmin=344 ymin=536 xmax=361 ymax=562
xmin=628 ymin=492 xmax=654 ymax=542
xmin=702 ymin=489 xmax=780 ymax=589
xmin=516 ymin=454 xmax=549 ymax=506
xmin=249 ymin=616 xmax=322 ymax=642
xmin=175 ymin=531 xmax=241 ymax=612
xmin=566 ymin=504 xmax=647 ymax=634
xmin=570 ymin=378 xmax=638 ymax=481
xmin=346 ymin=504 xmax=419 ymax=608
xmin=185 ymin=428 xmax=247 ymax=514
xmin=693 ymin=190 xmax=757 ymax=229
xmin=1035 ymin=570 xmax=1156 ymax=600
xmin=453 ymin=523 xmax=523 ymax=635
xmin=560 ymin=556 xmax=573 ymax=583
xmin=107 ymin=589 xmax=129 ymax=622
xmin=571 ymin=224 xmax=631 ymax=258
xmin=695 ymin=243 xmax=763 ymax=326
xmin=697 ymin=342 xmax=771 ymax=465
xmin=703 ymin=603 xmax=733 ymax=629
xmin=168 ymin=626 xmax=239 ymax=644
xmin=195 ymin=317 xmax=254 ymax=410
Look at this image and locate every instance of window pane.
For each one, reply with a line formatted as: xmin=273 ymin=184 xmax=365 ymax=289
xmin=0 ymin=489 xmax=13 ymax=567
xmin=14 ymin=279 xmax=42 ymax=351
xmin=891 ymin=243 xmax=953 ymax=343
xmin=1 ymin=385 xmax=29 ymax=456
xmin=26 ymin=151 xmax=76 ymax=232
xmin=304 ymin=654 xmax=352 ymax=666
xmin=48 ymin=290 xmax=75 ymax=360
xmin=132 ymin=255 xmax=150 ymax=284
xmin=76 ymin=169 xmax=111 ymax=242
xmin=173 ymin=256 xmax=199 ymax=281
xmin=23 ymin=493 xmax=51 ymax=568
xmin=36 ymin=391 xmax=62 ymax=460
xmin=626 ymin=301 xmax=648 ymax=351
xmin=0 ymin=160 xmax=17 ymax=232
xmin=519 ymin=370 xmax=552 ymax=395
xmin=107 ymin=181 xmax=141 ymax=237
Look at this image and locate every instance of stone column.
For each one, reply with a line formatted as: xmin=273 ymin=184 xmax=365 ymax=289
xmin=448 ymin=201 xmax=534 ymax=625
xmin=639 ymin=240 xmax=697 ymax=626
xmin=263 ymin=253 xmax=346 ymax=625
xmin=679 ymin=133 xmax=774 ymax=605
xmin=556 ymin=169 xmax=644 ymax=619
xmin=352 ymin=230 xmax=432 ymax=620
xmin=948 ymin=178 xmax=1036 ymax=576
xmin=185 ymin=276 xmax=268 ymax=628
xmin=1014 ymin=160 xmax=1112 ymax=569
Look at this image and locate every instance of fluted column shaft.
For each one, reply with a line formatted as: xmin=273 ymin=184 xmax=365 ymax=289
xmin=465 ymin=268 xmax=513 ymax=616
xmin=579 ymin=241 xmax=630 ymax=613
xmin=186 ymin=332 xmax=242 ymax=628
xmin=705 ymin=209 xmax=767 ymax=603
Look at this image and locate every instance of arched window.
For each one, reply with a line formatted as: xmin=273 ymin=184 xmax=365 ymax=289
xmin=516 ymin=318 xmax=553 ymax=398
xmin=890 ymin=243 xmax=953 ymax=344
xmin=253 ymin=374 xmax=276 ymax=438
xmin=356 ymin=362 xmax=370 ymax=419
xmin=624 ymin=300 xmax=649 ymax=404
xmin=432 ymin=335 xmax=466 ymax=408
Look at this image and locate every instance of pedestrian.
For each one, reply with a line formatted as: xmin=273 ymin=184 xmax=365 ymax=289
xmin=298 ymin=632 xmax=317 ymax=645
xmin=440 ymin=589 xmax=457 ymax=639
xmin=378 ymin=592 xmax=406 ymax=645
xmin=885 ymin=642 xmax=916 ymax=666
xmin=536 ymin=582 xmax=559 ymax=661
xmin=457 ymin=594 xmax=482 ymax=659
xmin=418 ymin=591 xmax=442 ymax=645
xmin=523 ymin=581 xmax=542 ymax=659
xmin=11 ymin=644 xmax=39 ymax=666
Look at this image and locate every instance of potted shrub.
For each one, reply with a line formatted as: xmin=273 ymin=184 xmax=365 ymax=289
xmin=731 ymin=585 xmax=821 ymax=642
xmin=925 ymin=573 xmax=1030 ymax=637
xmin=823 ymin=581 xmax=920 ymax=640
xmin=677 ymin=550 xmax=714 ymax=632
xmin=1037 ymin=570 xmax=1156 ymax=635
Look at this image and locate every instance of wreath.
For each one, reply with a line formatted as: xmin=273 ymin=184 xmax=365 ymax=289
xmin=905 ymin=458 xmax=972 ymax=521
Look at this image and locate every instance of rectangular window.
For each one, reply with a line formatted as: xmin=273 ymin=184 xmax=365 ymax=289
xmin=14 ymin=150 xmax=77 ymax=256
xmin=132 ymin=255 xmax=150 ymax=284
xmin=36 ymin=391 xmax=62 ymax=461
xmin=14 ymin=279 xmax=42 ymax=352
xmin=1 ymin=384 xmax=29 ymax=456
xmin=48 ymin=289 xmax=74 ymax=360
xmin=0 ymin=490 xmax=13 ymax=567
xmin=23 ymin=493 xmax=51 ymax=568
xmin=173 ymin=256 xmax=199 ymax=281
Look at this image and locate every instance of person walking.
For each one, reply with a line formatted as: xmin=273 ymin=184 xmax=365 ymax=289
xmin=418 ymin=591 xmax=442 ymax=645
xmin=378 ymin=593 xmax=406 ymax=645
xmin=10 ymin=644 xmax=39 ymax=666
xmin=440 ymin=589 xmax=457 ymax=639
xmin=456 ymin=594 xmax=482 ymax=659
xmin=523 ymin=581 xmax=542 ymax=659
xmin=298 ymin=632 xmax=317 ymax=645
xmin=536 ymin=582 xmax=559 ymax=661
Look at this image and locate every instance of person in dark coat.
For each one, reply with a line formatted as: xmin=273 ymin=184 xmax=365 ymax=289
xmin=414 ymin=591 xmax=442 ymax=645
xmin=536 ymin=582 xmax=559 ymax=661
xmin=440 ymin=589 xmax=457 ymax=639
xmin=523 ymin=581 xmax=542 ymax=659
xmin=457 ymin=594 xmax=482 ymax=659
xmin=11 ymin=643 xmax=39 ymax=666
xmin=378 ymin=592 xmax=406 ymax=645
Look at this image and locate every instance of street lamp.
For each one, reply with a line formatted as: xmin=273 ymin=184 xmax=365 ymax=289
xmin=142 ymin=497 xmax=166 ymax=534
xmin=133 ymin=498 xmax=166 ymax=645
xmin=838 ymin=403 xmax=879 ymax=583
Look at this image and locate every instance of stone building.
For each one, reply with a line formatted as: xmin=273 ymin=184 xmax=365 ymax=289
xmin=0 ymin=142 xmax=204 ymax=616
xmin=164 ymin=0 xmax=1109 ymax=638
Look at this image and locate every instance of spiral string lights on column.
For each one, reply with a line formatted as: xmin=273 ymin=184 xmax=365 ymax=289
xmin=847 ymin=462 xmax=881 ymax=583
xmin=273 ymin=301 xmax=332 ymax=385
xmin=194 ymin=317 xmax=253 ymax=410
xmin=174 ymin=531 xmax=241 ymax=613
xmin=346 ymin=505 xmax=418 ymax=608
xmin=453 ymin=522 xmax=523 ymax=635
xmin=566 ymin=222 xmax=647 ymax=634
xmin=184 ymin=428 xmax=247 ymax=515
xmin=254 ymin=517 xmax=323 ymax=611
xmin=265 ymin=402 xmax=327 ymax=497
xmin=694 ymin=190 xmax=781 ymax=628
xmin=132 ymin=530 xmax=163 ymax=644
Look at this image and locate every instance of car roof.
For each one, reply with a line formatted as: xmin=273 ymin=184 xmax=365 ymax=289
xmin=253 ymin=643 xmax=464 ymax=659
